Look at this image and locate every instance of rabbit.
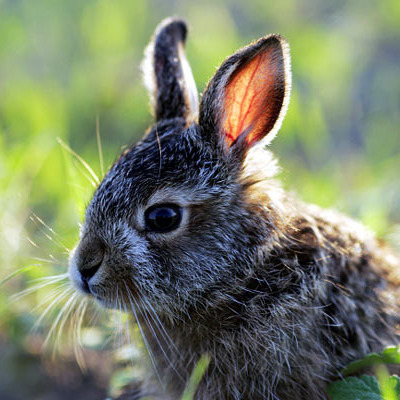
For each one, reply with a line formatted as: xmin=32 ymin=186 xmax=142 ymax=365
xmin=68 ymin=17 xmax=400 ymax=400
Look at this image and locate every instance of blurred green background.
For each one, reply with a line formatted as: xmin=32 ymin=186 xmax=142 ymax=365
xmin=0 ymin=0 xmax=399 ymax=398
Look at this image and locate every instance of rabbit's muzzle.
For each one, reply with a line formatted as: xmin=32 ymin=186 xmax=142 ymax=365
xmin=69 ymin=236 xmax=105 ymax=295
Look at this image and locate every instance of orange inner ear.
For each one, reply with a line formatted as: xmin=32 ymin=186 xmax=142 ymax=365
xmin=223 ymin=46 xmax=283 ymax=147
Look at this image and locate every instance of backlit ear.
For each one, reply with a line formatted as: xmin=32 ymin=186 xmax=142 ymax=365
xmin=142 ymin=18 xmax=198 ymax=122
xmin=199 ymin=35 xmax=291 ymax=152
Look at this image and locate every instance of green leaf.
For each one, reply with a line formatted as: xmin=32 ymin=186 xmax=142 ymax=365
xmin=375 ymin=366 xmax=400 ymax=400
xmin=342 ymin=347 xmax=400 ymax=376
xmin=327 ymin=375 xmax=381 ymax=400
xmin=327 ymin=373 xmax=400 ymax=400
xmin=388 ymin=375 xmax=400 ymax=394
xmin=381 ymin=347 xmax=400 ymax=364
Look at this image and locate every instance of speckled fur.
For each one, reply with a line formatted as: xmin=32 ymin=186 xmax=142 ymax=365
xmin=69 ymin=18 xmax=400 ymax=400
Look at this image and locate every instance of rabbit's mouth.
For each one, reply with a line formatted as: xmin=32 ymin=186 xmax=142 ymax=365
xmin=75 ymin=270 xmax=146 ymax=312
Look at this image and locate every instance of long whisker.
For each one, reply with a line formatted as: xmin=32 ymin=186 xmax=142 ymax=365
xmin=27 ymin=237 xmax=40 ymax=249
xmin=122 ymin=300 xmax=137 ymax=370
xmin=72 ymin=298 xmax=88 ymax=370
xmin=141 ymin=296 xmax=180 ymax=354
xmin=30 ymin=214 xmax=71 ymax=253
xmin=11 ymin=273 xmax=69 ymax=303
xmin=31 ymin=273 xmax=70 ymax=282
xmin=115 ymin=287 xmax=124 ymax=349
xmin=51 ymin=294 xmax=80 ymax=358
xmin=33 ymin=287 xmax=74 ymax=330
xmin=123 ymin=282 xmax=163 ymax=388
xmin=87 ymin=304 xmax=102 ymax=329
xmin=42 ymin=291 xmax=78 ymax=347
xmin=107 ymin=302 xmax=120 ymax=348
xmin=28 ymin=256 xmax=58 ymax=264
xmin=32 ymin=283 xmax=72 ymax=313
xmin=137 ymin=297 xmax=183 ymax=381
xmin=55 ymin=292 xmax=83 ymax=347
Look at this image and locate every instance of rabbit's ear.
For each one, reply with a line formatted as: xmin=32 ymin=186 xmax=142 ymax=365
xmin=199 ymin=35 xmax=291 ymax=153
xmin=142 ymin=18 xmax=198 ymax=122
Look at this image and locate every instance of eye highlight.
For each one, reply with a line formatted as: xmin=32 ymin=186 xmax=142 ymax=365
xmin=144 ymin=203 xmax=183 ymax=233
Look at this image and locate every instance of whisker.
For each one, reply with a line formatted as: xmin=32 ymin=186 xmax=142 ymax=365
xmin=123 ymin=282 xmax=164 ymax=388
xmin=31 ymin=283 xmax=72 ymax=313
xmin=31 ymin=273 xmax=70 ymax=284
xmin=26 ymin=237 xmax=40 ymax=248
xmin=33 ymin=287 xmax=74 ymax=333
xmin=31 ymin=214 xmax=66 ymax=242
xmin=137 ymin=297 xmax=183 ymax=381
xmin=72 ymin=298 xmax=88 ymax=370
xmin=56 ymin=292 xmax=81 ymax=345
xmin=49 ymin=254 xmax=62 ymax=263
xmin=10 ymin=274 xmax=69 ymax=303
xmin=43 ymin=291 xmax=78 ymax=348
xmin=30 ymin=214 xmax=71 ymax=253
xmin=29 ymin=256 xmax=59 ymax=264
xmin=87 ymin=304 xmax=102 ymax=328
xmin=141 ymin=296 xmax=180 ymax=354
xmin=122 ymin=300 xmax=137 ymax=370
xmin=114 ymin=287 xmax=124 ymax=349
xmin=75 ymin=299 xmax=88 ymax=349
xmin=52 ymin=294 xmax=80 ymax=357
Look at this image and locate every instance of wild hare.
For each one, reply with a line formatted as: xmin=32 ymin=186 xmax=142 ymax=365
xmin=68 ymin=17 xmax=400 ymax=400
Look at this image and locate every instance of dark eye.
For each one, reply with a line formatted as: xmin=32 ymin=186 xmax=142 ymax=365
xmin=145 ymin=204 xmax=182 ymax=233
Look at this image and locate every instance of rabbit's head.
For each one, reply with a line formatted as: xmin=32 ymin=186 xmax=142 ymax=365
xmin=69 ymin=18 xmax=291 ymax=318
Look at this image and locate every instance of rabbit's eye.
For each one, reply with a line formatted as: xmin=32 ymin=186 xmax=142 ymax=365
xmin=145 ymin=204 xmax=182 ymax=233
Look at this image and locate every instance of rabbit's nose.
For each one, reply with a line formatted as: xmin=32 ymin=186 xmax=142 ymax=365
xmin=77 ymin=239 xmax=105 ymax=292
xmin=80 ymin=258 xmax=102 ymax=280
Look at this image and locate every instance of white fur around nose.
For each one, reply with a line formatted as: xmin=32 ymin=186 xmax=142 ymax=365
xmin=68 ymin=247 xmax=83 ymax=292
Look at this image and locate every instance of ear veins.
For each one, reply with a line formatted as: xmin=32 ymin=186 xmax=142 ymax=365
xmin=224 ymin=53 xmax=263 ymax=142
xmin=222 ymin=41 xmax=284 ymax=147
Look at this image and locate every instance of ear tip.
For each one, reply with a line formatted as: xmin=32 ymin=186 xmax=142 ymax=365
xmin=257 ymin=34 xmax=290 ymax=54
xmin=257 ymin=34 xmax=291 ymax=79
xmin=155 ymin=17 xmax=188 ymax=44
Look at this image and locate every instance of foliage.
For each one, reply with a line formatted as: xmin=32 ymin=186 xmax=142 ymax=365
xmin=327 ymin=374 xmax=400 ymax=400
xmin=342 ymin=346 xmax=400 ymax=376
xmin=328 ymin=347 xmax=400 ymax=400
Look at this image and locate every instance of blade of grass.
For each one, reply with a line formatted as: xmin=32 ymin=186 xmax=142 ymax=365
xmin=96 ymin=113 xmax=105 ymax=178
xmin=0 ymin=264 xmax=41 ymax=286
xmin=181 ymin=354 xmax=210 ymax=400
xmin=375 ymin=365 xmax=400 ymax=400
xmin=57 ymin=137 xmax=99 ymax=186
